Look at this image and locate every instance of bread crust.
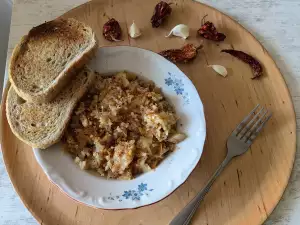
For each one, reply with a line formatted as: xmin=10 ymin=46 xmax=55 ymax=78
xmin=6 ymin=67 xmax=96 ymax=149
xmin=9 ymin=18 xmax=98 ymax=103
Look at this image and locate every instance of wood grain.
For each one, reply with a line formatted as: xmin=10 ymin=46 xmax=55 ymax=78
xmin=0 ymin=0 xmax=296 ymax=225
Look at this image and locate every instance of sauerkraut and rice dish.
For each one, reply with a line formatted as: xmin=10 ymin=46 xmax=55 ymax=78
xmin=62 ymin=71 xmax=186 ymax=180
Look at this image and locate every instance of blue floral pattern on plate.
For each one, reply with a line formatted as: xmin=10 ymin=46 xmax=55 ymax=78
xmin=104 ymin=183 xmax=154 ymax=202
xmin=165 ymin=72 xmax=190 ymax=105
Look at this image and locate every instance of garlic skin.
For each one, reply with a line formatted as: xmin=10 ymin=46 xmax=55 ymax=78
xmin=166 ymin=24 xmax=189 ymax=39
xmin=129 ymin=21 xmax=142 ymax=39
xmin=208 ymin=65 xmax=228 ymax=77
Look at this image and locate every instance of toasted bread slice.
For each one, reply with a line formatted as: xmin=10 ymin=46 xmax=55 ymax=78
xmin=6 ymin=67 xmax=95 ymax=149
xmin=9 ymin=18 xmax=97 ymax=103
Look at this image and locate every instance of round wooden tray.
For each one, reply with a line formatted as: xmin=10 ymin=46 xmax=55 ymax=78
xmin=1 ymin=0 xmax=296 ymax=224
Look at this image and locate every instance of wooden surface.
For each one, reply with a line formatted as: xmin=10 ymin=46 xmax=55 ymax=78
xmin=0 ymin=0 xmax=12 ymax=92
xmin=1 ymin=0 xmax=299 ymax=225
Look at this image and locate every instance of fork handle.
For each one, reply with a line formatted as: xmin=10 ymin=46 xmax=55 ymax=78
xmin=170 ymin=156 xmax=232 ymax=225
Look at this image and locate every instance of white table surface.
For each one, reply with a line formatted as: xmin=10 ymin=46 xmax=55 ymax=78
xmin=1 ymin=0 xmax=300 ymax=224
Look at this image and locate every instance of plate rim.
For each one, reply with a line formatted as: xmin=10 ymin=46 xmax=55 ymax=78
xmin=33 ymin=45 xmax=207 ymax=209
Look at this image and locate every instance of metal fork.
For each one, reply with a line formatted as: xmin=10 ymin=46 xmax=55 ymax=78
xmin=170 ymin=104 xmax=272 ymax=225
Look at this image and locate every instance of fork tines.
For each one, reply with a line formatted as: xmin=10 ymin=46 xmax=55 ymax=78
xmin=232 ymin=104 xmax=272 ymax=143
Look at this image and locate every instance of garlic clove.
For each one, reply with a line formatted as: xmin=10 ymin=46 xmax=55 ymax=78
xmin=166 ymin=24 xmax=189 ymax=39
xmin=129 ymin=21 xmax=142 ymax=39
xmin=208 ymin=65 xmax=228 ymax=77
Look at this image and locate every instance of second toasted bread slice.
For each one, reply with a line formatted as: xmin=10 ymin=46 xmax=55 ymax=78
xmin=9 ymin=18 xmax=97 ymax=103
xmin=6 ymin=67 xmax=95 ymax=149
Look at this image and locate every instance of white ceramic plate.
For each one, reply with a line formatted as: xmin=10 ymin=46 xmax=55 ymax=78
xmin=33 ymin=46 xmax=206 ymax=209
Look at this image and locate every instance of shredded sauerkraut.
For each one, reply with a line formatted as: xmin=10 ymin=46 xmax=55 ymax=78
xmin=62 ymin=71 xmax=186 ymax=179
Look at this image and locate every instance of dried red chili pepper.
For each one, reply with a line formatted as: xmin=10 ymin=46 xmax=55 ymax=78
xmin=197 ymin=15 xmax=226 ymax=42
xmin=159 ymin=44 xmax=203 ymax=63
xmin=151 ymin=1 xmax=172 ymax=28
xmin=221 ymin=49 xmax=263 ymax=79
xmin=103 ymin=18 xmax=122 ymax=42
